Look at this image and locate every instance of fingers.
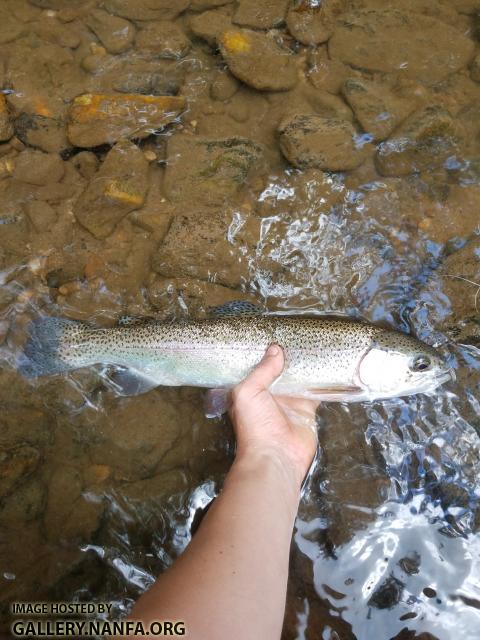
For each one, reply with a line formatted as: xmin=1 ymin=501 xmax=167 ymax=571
xmin=241 ymin=344 xmax=285 ymax=393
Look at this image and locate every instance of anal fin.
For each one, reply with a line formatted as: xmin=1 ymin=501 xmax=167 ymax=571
xmin=102 ymin=366 xmax=159 ymax=397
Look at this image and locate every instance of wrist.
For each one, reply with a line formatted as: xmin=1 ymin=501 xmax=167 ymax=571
xmin=231 ymin=447 xmax=304 ymax=505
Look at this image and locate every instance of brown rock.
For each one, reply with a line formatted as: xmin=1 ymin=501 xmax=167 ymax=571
xmin=190 ymin=0 xmax=233 ymax=8
xmin=152 ymin=211 xmax=258 ymax=288
xmin=375 ymin=106 xmax=457 ymax=176
xmin=286 ymin=0 xmax=347 ymax=45
xmin=189 ymin=5 xmax=234 ymax=46
xmin=0 ymin=406 xmax=52 ymax=449
xmin=74 ymin=140 xmax=149 ymax=238
xmin=233 ymin=0 xmax=289 ymax=29
xmin=6 ymin=43 xmax=87 ymax=120
xmin=67 ymin=93 xmax=186 ymax=147
xmin=219 ymin=29 xmax=298 ymax=91
xmin=342 ymin=78 xmax=416 ymax=141
xmin=0 ymin=6 xmax=25 ymax=44
xmin=102 ymin=0 xmax=190 ymax=21
xmin=84 ymin=390 xmax=196 ymax=479
xmin=438 ymin=239 xmax=480 ymax=344
xmin=0 ymin=95 xmax=13 ymax=142
xmin=29 ymin=0 xmax=89 ymax=7
xmin=111 ymin=60 xmax=184 ymax=96
xmin=0 ymin=445 xmax=41 ymax=499
xmin=14 ymin=113 xmax=69 ymax=154
xmin=454 ymin=0 xmax=480 ymax=13
xmin=351 ymin=0 xmax=459 ymax=24
xmin=278 ymin=114 xmax=372 ymax=171
xmin=118 ymin=469 xmax=188 ymax=502
xmin=44 ymin=466 xmax=103 ymax=543
xmin=13 ymin=150 xmax=65 ymax=185
xmin=471 ymin=53 xmax=480 ymax=82
xmin=86 ymin=9 xmax=135 ymax=55
xmin=329 ymin=10 xmax=475 ymax=85
xmin=24 ymin=201 xmax=58 ymax=233
xmin=0 ymin=476 xmax=46 ymax=524
xmin=163 ymin=134 xmax=264 ymax=207
xmin=69 ymin=151 xmax=99 ymax=180
xmin=135 ymin=22 xmax=191 ymax=58
xmin=210 ymin=70 xmax=240 ymax=101
xmin=308 ymin=47 xmax=354 ymax=94
xmin=32 ymin=16 xmax=81 ymax=48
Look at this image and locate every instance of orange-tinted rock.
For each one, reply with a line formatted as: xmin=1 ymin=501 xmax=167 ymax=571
xmin=67 ymin=93 xmax=186 ymax=147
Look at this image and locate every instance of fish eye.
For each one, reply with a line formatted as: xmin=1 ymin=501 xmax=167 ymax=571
xmin=411 ymin=355 xmax=432 ymax=372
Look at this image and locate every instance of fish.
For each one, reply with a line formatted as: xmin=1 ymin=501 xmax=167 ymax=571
xmin=18 ymin=302 xmax=452 ymax=416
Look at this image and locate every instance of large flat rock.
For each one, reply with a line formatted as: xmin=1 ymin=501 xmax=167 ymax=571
xmin=329 ymin=9 xmax=475 ymax=85
xmin=219 ymin=28 xmax=298 ymax=91
xmin=67 ymin=93 xmax=185 ymax=147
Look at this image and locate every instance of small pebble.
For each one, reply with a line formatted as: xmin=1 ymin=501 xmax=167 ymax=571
xmin=143 ymin=150 xmax=157 ymax=162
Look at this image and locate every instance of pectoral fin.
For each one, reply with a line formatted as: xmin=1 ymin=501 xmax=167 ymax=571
xmin=102 ymin=366 xmax=160 ymax=396
xmin=204 ymin=388 xmax=231 ymax=418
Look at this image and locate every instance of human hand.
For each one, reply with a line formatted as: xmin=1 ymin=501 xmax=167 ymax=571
xmin=229 ymin=345 xmax=319 ymax=490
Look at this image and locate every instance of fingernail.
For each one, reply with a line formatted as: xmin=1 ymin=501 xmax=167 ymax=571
xmin=267 ymin=344 xmax=280 ymax=356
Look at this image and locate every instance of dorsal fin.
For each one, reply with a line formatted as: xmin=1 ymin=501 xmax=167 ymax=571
xmin=208 ymin=300 xmax=264 ymax=318
xmin=118 ymin=315 xmax=155 ymax=327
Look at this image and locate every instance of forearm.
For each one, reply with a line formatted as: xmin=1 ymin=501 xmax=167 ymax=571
xmin=127 ymin=452 xmax=301 ymax=639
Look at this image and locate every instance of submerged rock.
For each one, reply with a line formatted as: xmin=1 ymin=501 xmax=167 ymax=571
xmin=74 ymin=140 xmax=149 ymax=238
xmin=342 ymin=78 xmax=416 ymax=141
xmin=329 ymin=9 xmax=475 ymax=85
xmin=278 ymin=114 xmax=372 ymax=171
xmin=152 ymin=211 xmax=258 ymax=288
xmin=163 ymin=134 xmax=264 ymax=207
xmin=219 ymin=29 xmax=298 ymax=91
xmin=13 ymin=149 xmax=65 ymax=186
xmin=308 ymin=47 xmax=354 ymax=94
xmin=210 ymin=70 xmax=240 ymax=101
xmin=24 ymin=201 xmax=58 ymax=233
xmin=135 ymin=22 xmax=191 ymax=59
xmin=14 ymin=113 xmax=69 ymax=154
xmin=67 ymin=93 xmax=186 ymax=147
xmin=375 ymin=106 xmax=457 ymax=176
xmin=102 ymin=0 xmax=190 ymax=21
xmin=233 ymin=0 xmax=289 ymax=29
xmin=438 ymin=240 xmax=480 ymax=345
xmin=190 ymin=0 xmax=233 ymax=9
xmin=110 ymin=60 xmax=184 ymax=96
xmin=86 ymin=9 xmax=135 ymax=55
xmin=0 ymin=445 xmax=41 ymax=500
xmin=44 ymin=466 xmax=103 ymax=543
xmin=189 ymin=5 xmax=233 ymax=46
xmin=0 ymin=95 xmax=13 ymax=142
xmin=471 ymin=53 xmax=480 ymax=83
xmin=286 ymin=0 xmax=347 ymax=45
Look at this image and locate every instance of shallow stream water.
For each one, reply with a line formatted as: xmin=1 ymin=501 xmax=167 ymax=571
xmin=0 ymin=1 xmax=479 ymax=638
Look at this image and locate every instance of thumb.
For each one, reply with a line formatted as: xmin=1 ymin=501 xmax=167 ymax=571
xmin=245 ymin=344 xmax=285 ymax=392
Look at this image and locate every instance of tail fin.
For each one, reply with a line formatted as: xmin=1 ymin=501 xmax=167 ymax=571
xmin=19 ymin=317 xmax=84 ymax=377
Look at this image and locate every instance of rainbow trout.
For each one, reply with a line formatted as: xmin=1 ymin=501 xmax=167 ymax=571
xmin=19 ymin=302 xmax=451 ymax=415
